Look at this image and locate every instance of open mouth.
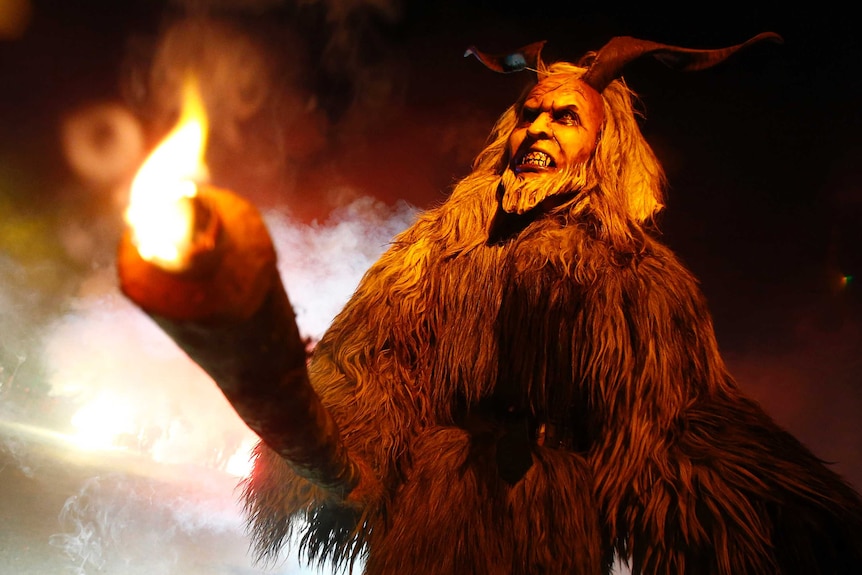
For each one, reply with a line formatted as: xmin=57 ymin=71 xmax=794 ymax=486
xmin=515 ymin=150 xmax=555 ymax=172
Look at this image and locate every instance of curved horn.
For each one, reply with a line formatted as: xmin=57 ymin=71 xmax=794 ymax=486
xmin=581 ymin=32 xmax=784 ymax=92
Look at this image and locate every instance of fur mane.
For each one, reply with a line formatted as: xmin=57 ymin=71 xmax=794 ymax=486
xmin=240 ymin=61 xmax=862 ymax=575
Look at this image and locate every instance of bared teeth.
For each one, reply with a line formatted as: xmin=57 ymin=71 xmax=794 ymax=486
xmin=521 ymin=151 xmax=553 ymax=168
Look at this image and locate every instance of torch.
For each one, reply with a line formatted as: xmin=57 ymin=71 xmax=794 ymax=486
xmin=116 ymin=76 xmax=360 ymax=498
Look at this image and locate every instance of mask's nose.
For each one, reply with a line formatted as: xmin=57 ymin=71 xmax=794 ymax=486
xmin=525 ymin=112 xmax=554 ymax=139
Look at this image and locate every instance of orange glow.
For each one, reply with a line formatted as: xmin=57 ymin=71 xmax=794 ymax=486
xmin=125 ymin=75 xmax=209 ymax=271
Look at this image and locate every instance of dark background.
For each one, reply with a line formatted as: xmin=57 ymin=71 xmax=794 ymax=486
xmin=1 ymin=0 xmax=859 ymax=487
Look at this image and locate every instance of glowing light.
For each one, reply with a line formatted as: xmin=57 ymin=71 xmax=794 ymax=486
xmin=125 ymin=74 xmax=209 ymax=271
xmin=841 ymin=275 xmax=853 ymax=288
xmin=0 ymin=0 xmax=32 ymax=40
xmin=224 ymin=437 xmax=258 ymax=478
xmin=70 ymin=392 xmax=137 ymax=451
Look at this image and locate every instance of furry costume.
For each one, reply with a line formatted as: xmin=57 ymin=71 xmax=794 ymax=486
xmin=240 ymin=53 xmax=862 ymax=575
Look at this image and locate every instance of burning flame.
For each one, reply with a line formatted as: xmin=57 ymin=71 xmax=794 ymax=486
xmin=125 ymin=75 xmax=209 ymax=271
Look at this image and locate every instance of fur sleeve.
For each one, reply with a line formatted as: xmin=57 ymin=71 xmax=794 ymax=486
xmin=586 ymin=240 xmax=862 ymax=575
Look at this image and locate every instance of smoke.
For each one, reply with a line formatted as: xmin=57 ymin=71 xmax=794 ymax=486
xmin=4 ymin=48 xmax=418 ymax=561
xmin=49 ymin=474 xmax=185 ymax=575
xmin=47 ymin=471 xmax=311 ymax=575
xmin=38 ymin=194 xmax=415 ymax=441
xmin=0 ymin=422 xmax=35 ymax=478
xmin=0 ymin=256 xmax=31 ymax=384
xmin=0 ymin=6 xmax=420 ymax=572
xmin=3 ymin=194 xmax=413 ymax=575
xmin=0 ymin=248 xmax=66 ymax=427
xmin=114 ymin=1 xmax=427 ymax=219
xmin=267 ymin=196 xmax=418 ymax=338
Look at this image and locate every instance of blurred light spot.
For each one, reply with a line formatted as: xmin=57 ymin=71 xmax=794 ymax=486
xmin=0 ymin=0 xmax=31 ymax=40
xmin=60 ymin=102 xmax=145 ymax=191
xmin=70 ymin=391 xmax=136 ymax=451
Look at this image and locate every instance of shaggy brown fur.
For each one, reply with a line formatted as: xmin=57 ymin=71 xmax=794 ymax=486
xmin=240 ymin=63 xmax=862 ymax=574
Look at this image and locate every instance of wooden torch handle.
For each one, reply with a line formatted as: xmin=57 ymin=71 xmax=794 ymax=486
xmin=117 ymin=185 xmax=360 ymax=498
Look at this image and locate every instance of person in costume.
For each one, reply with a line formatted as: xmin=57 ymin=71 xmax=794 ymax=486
xmin=233 ymin=33 xmax=862 ymax=575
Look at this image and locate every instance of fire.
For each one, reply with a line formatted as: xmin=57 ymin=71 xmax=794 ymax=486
xmin=124 ymin=75 xmax=209 ymax=271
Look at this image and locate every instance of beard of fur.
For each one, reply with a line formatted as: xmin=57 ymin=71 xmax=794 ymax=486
xmin=499 ymin=161 xmax=591 ymax=215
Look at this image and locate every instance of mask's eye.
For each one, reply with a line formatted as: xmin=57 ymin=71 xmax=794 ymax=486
xmin=520 ymin=106 xmax=540 ymax=125
xmin=555 ymin=108 xmax=581 ymax=127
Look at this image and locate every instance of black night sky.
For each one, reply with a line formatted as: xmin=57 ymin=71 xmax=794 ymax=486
xmin=0 ymin=1 xmax=860 ymax=572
